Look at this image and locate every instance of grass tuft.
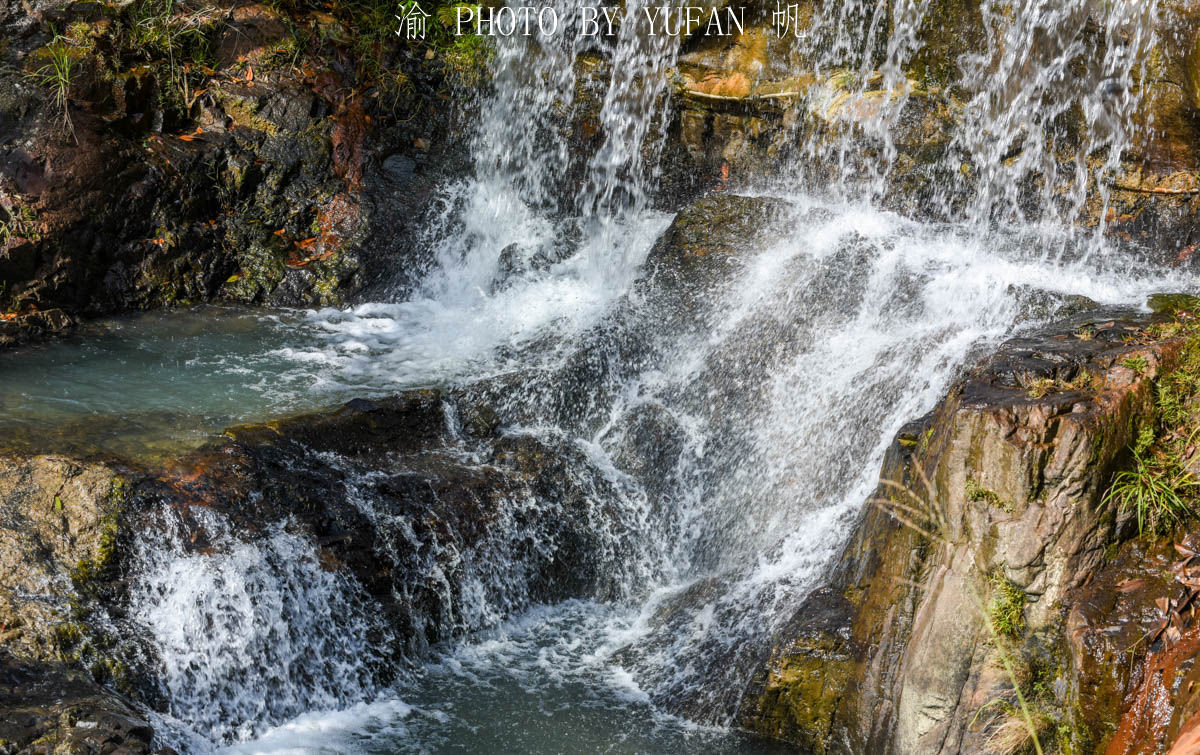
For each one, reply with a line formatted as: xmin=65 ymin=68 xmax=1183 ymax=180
xmin=1102 ymin=449 xmax=1199 ymax=537
xmin=988 ymin=574 xmax=1026 ymax=639
xmin=985 ymin=705 xmax=1053 ymax=755
xmin=1121 ymin=355 xmax=1149 ymax=375
xmin=29 ymin=28 xmax=81 ymax=139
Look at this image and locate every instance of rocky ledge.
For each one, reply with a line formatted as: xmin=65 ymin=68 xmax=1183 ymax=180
xmin=738 ymin=296 xmax=1200 ymax=753
xmin=0 ymin=388 xmax=645 ymax=746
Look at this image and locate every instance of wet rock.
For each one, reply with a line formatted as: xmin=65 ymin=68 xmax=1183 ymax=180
xmin=0 ymin=387 xmax=642 ymax=731
xmin=738 ymin=586 xmax=858 ymax=754
xmin=128 ymin=390 xmax=636 ymax=655
xmin=0 ymin=650 xmax=160 ymax=754
xmin=1064 ymin=537 xmax=1182 ymax=753
xmin=0 ymin=456 xmax=128 ymax=662
xmin=215 ymin=4 xmax=288 ymax=68
xmin=644 ymin=193 xmax=791 ymax=282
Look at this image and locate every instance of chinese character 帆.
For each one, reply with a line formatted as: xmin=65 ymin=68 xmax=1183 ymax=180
xmin=396 ymin=2 xmax=431 ymax=40
xmin=772 ymin=1 xmax=802 ymax=37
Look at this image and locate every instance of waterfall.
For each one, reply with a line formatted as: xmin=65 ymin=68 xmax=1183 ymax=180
xmin=119 ymin=1 xmax=1197 ymax=751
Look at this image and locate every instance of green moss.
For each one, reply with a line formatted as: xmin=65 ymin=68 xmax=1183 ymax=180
xmin=216 ymin=89 xmax=280 ymax=136
xmin=1147 ymin=294 xmax=1200 ymax=317
xmin=918 ymin=427 xmax=935 ymax=454
xmin=68 ymin=476 xmax=126 ymax=600
xmin=746 ymin=630 xmax=856 ymax=752
xmin=967 ymin=479 xmax=1013 ymax=513
xmin=441 ymin=32 xmax=493 ymax=87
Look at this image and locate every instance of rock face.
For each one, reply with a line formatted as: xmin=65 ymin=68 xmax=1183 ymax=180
xmin=737 ymin=307 xmax=1194 ymax=753
xmin=0 ymin=1 xmax=473 ymax=347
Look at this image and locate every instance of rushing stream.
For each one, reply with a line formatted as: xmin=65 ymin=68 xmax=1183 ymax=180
xmin=2 ymin=0 xmax=1197 ymax=752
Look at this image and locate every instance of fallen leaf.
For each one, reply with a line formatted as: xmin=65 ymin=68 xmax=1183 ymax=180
xmin=1167 ymin=625 xmax=1183 ymax=646
xmin=1117 ymin=578 xmax=1148 ymax=593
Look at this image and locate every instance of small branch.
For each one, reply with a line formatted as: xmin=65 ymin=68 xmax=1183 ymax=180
xmin=1108 ymin=182 xmax=1200 ymax=196
xmin=681 ymin=89 xmax=802 ymax=102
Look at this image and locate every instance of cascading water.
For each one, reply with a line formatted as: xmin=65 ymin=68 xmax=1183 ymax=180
xmin=108 ymin=0 xmax=1200 ymax=752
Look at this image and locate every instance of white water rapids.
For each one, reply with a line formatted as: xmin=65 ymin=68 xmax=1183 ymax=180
xmin=97 ymin=0 xmax=1200 ymax=751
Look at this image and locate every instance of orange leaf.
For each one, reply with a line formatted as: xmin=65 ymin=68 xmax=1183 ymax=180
xmin=273 ymin=228 xmax=287 ymax=236
xmin=295 ymin=237 xmax=319 ymax=250
xmin=0 ymin=313 xmax=18 ymax=321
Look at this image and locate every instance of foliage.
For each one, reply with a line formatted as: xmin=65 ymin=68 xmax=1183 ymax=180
xmin=982 ymin=701 xmax=1053 ymax=755
xmin=1102 ymin=317 xmax=1200 ymax=538
xmin=126 ymin=0 xmax=219 ymax=116
xmin=1019 ymin=374 xmax=1056 ymax=399
xmin=0 ymin=202 xmax=38 ymax=247
xmin=1018 ymin=369 xmax=1098 ymax=400
xmin=988 ymin=574 xmax=1027 ymax=639
xmin=1121 ymin=355 xmax=1148 ymax=375
xmin=28 ymin=29 xmax=82 ymax=138
xmin=1103 ymin=448 xmax=1199 ymax=537
xmin=264 ymin=0 xmax=491 ymax=86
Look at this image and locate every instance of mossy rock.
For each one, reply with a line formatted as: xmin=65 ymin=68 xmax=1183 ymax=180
xmin=739 ymin=587 xmax=857 ymax=753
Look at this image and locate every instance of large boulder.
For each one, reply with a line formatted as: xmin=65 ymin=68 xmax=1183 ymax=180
xmin=737 ymin=304 xmax=1198 ymax=752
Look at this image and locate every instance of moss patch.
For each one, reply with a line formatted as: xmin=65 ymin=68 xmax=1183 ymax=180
xmin=967 ymin=479 xmax=1013 ymax=514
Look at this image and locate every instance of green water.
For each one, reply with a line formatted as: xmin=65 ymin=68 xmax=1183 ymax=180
xmin=0 ymin=307 xmax=340 ymax=460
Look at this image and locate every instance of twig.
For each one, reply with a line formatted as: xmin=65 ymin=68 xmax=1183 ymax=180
xmin=1108 ymin=182 xmax=1200 ymax=196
